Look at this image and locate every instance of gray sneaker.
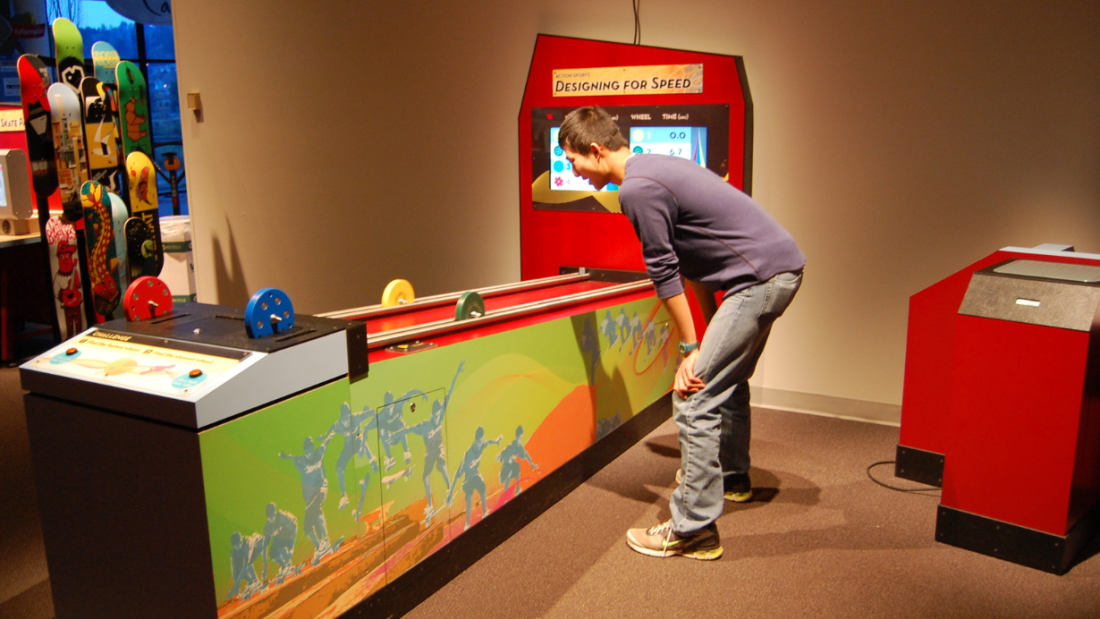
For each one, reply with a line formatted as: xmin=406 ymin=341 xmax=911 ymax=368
xmin=626 ymin=520 xmax=723 ymax=560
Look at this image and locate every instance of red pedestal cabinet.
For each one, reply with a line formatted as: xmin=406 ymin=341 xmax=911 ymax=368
xmin=899 ymin=246 xmax=1100 ymax=573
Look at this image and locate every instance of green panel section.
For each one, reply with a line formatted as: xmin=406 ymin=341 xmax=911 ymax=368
xmin=350 ymin=296 xmax=675 ymax=582
xmin=199 ymin=294 xmax=676 ymax=615
xmin=200 ymin=379 xmax=355 ymax=606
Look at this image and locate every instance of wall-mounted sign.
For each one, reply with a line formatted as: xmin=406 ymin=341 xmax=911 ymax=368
xmin=0 ymin=108 xmax=23 ymax=132
xmin=552 ymin=64 xmax=703 ymax=97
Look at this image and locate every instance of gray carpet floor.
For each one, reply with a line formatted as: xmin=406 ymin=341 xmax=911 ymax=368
xmin=3 ymin=357 xmax=1099 ymax=618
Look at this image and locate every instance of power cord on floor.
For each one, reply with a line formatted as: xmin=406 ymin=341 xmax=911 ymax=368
xmin=866 ymin=461 xmax=941 ymax=495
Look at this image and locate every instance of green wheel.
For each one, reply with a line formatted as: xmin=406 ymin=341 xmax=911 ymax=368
xmin=455 ymin=291 xmax=486 ymax=321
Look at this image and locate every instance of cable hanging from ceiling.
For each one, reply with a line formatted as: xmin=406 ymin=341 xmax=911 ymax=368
xmin=633 ymin=0 xmax=641 ymax=45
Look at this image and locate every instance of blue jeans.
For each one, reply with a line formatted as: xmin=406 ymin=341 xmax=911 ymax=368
xmin=670 ymin=270 xmax=803 ymax=535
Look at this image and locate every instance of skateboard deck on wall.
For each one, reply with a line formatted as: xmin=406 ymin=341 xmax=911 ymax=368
xmin=47 ymin=82 xmax=90 ymax=223
xmin=18 ymin=54 xmax=65 ymax=340
xmin=109 ymin=191 xmax=130 ymax=293
xmin=126 ymin=151 xmax=163 ymax=277
xmin=80 ymin=181 xmax=122 ymax=320
xmin=92 ymin=43 xmax=126 ymax=200
xmin=124 ymin=217 xmax=156 ymax=279
xmin=44 ymin=218 xmax=85 ymax=339
xmin=81 ymin=76 xmax=121 ymax=193
xmin=92 ymin=42 xmax=121 ymax=86
xmin=116 ymin=61 xmax=152 ymax=159
xmin=48 ymin=81 xmax=98 ymax=327
xmin=17 ymin=55 xmax=57 ymax=197
xmin=52 ymin=18 xmax=85 ymax=90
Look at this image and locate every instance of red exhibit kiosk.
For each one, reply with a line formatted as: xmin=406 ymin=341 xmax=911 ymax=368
xmin=898 ymin=244 xmax=1100 ymax=573
xmin=518 ymin=35 xmax=752 ymax=282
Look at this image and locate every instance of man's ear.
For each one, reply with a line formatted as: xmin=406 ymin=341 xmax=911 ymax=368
xmin=589 ymin=142 xmax=603 ymax=158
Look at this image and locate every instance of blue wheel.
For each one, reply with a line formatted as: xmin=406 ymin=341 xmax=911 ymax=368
xmin=245 ymin=288 xmax=295 ymax=338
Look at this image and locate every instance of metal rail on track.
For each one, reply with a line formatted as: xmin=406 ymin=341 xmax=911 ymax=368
xmin=318 ymin=273 xmax=590 ymax=321
xmin=367 ymin=279 xmax=654 ymax=350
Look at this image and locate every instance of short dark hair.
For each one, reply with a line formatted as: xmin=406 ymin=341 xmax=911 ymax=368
xmin=557 ymin=106 xmax=628 ymax=154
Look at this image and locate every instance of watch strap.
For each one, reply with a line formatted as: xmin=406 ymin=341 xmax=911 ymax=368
xmin=678 ymin=341 xmax=699 ymax=354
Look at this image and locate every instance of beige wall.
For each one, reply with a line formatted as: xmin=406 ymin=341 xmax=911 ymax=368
xmin=171 ymin=0 xmax=1100 ymax=409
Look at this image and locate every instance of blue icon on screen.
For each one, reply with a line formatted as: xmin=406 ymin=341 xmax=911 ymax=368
xmin=607 ymin=183 xmax=619 ymax=191
xmin=633 ymin=146 xmax=643 ymax=153
xmin=554 ymin=146 xmax=563 ymax=157
xmin=553 ymin=161 xmax=564 ymax=173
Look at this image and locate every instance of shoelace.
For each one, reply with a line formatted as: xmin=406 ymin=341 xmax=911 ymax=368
xmin=647 ymin=520 xmax=673 ymax=536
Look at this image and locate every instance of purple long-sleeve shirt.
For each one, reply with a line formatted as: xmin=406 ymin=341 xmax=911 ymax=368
xmin=619 ymin=154 xmax=805 ymax=299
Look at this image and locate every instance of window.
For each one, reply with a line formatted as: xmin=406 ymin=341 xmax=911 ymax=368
xmin=66 ymin=0 xmax=187 ymax=216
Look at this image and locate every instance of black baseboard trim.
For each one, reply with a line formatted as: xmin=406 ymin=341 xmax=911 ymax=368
xmin=344 ymin=393 xmax=673 ymax=618
xmin=895 ymin=444 xmax=944 ymax=488
xmin=935 ymin=502 xmax=1100 ymax=575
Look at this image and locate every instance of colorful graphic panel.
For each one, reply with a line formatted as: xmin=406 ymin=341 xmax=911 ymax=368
xmin=200 ymin=379 xmax=388 ymax=617
xmin=201 ymin=295 xmax=676 ymax=617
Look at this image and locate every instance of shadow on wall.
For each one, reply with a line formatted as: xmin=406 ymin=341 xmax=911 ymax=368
xmin=210 ymin=216 xmax=250 ymax=307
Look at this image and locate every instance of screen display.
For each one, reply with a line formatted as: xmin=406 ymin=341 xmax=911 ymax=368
xmin=628 ymin=127 xmax=708 ymax=166
xmin=532 ymin=104 xmax=730 ymax=212
xmin=549 ymin=127 xmax=619 ymax=192
xmin=0 ymin=163 xmax=7 ymax=209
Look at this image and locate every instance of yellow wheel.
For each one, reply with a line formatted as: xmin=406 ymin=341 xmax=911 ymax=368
xmin=382 ymin=279 xmax=415 ymax=307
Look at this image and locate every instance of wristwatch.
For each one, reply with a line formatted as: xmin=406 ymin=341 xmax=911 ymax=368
xmin=678 ymin=341 xmax=699 ymax=355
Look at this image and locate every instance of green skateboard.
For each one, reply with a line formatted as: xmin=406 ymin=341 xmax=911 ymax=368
xmin=52 ymin=18 xmax=85 ymax=90
xmin=116 ymin=61 xmax=152 ymax=158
